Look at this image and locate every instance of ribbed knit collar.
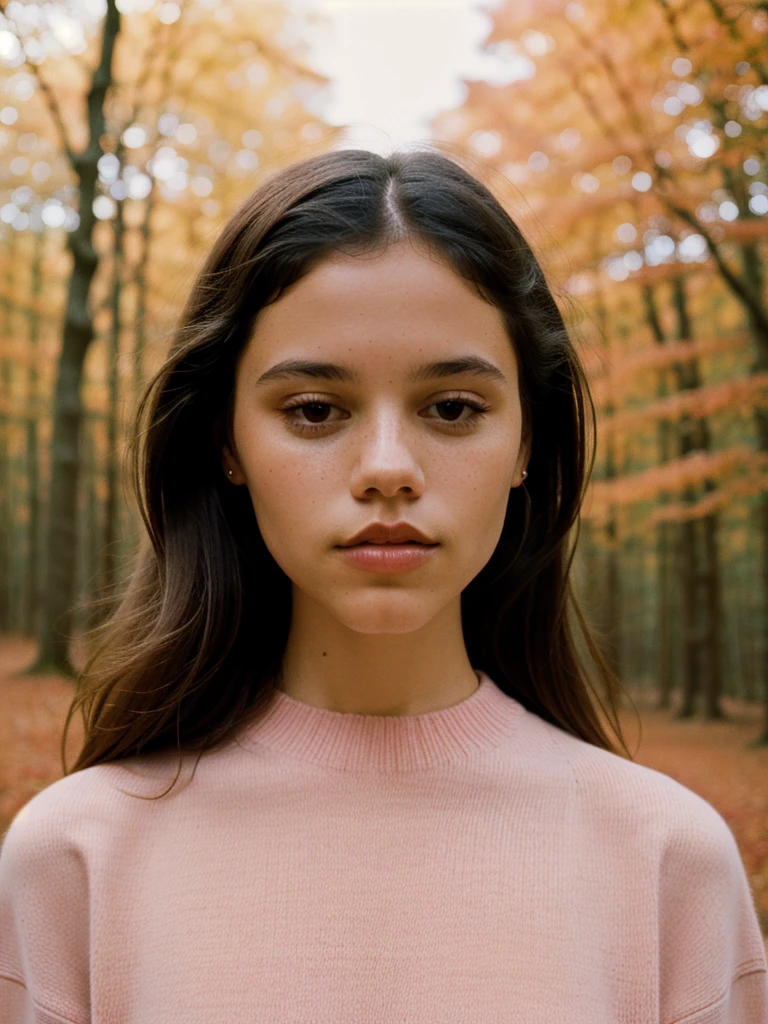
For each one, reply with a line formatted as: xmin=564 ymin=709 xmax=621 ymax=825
xmin=237 ymin=670 xmax=521 ymax=773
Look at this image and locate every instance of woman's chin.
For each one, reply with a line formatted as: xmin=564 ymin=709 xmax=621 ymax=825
xmin=327 ymin=595 xmax=447 ymax=636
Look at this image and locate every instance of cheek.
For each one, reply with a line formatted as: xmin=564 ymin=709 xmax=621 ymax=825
xmin=450 ymin=428 xmax=517 ymax=497
xmin=455 ymin=445 xmax=517 ymax=557
xmin=236 ymin=437 xmax=331 ymax=561
xmin=244 ymin=461 xmax=303 ymax=541
xmin=475 ymin=466 xmax=514 ymax=535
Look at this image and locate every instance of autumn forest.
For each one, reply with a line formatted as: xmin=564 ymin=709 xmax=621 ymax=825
xmin=0 ymin=0 xmax=767 ymax=923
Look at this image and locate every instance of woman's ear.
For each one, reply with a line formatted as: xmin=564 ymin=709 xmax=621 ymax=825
xmin=511 ymin=424 xmax=531 ymax=489
xmin=222 ymin=444 xmax=246 ymax=485
xmin=511 ymin=460 xmax=529 ymax=489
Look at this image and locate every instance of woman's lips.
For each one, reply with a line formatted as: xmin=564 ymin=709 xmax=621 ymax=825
xmin=335 ymin=542 xmax=439 ymax=574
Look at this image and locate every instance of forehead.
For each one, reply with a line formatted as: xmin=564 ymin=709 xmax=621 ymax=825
xmin=243 ymin=242 xmax=517 ymax=375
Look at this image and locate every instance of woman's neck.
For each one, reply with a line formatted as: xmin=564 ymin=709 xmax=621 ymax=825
xmin=276 ymin=591 xmax=478 ymax=716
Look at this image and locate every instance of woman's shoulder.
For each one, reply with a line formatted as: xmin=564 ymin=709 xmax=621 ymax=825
xmin=534 ymin=712 xmax=737 ymax=850
xmin=1 ymin=752 xmax=189 ymax=862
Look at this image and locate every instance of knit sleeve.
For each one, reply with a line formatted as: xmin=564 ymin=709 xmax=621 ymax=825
xmin=658 ymin=792 xmax=767 ymax=1024
xmin=0 ymin=795 xmax=91 ymax=1024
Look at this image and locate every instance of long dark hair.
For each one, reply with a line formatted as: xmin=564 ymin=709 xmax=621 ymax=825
xmin=62 ymin=146 xmax=637 ymax=797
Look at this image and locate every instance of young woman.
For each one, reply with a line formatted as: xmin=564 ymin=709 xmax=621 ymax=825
xmin=1 ymin=148 xmax=765 ymax=1023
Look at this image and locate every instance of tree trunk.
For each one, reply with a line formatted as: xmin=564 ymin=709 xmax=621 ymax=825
xmin=701 ymin=505 xmax=725 ymax=720
xmin=603 ymin=509 xmax=622 ymax=682
xmin=642 ymin=284 xmax=675 ymax=709
xmin=669 ymin=277 xmax=724 ymax=719
xmin=82 ymin=411 xmax=102 ymax=633
xmin=677 ymin=515 xmax=700 ymax=718
xmin=132 ymin=186 xmax=156 ymax=408
xmin=21 ymin=228 xmax=44 ymax=636
xmin=0 ymin=354 xmax=10 ymax=635
xmin=656 ymin=520 xmax=674 ymax=709
xmin=99 ymin=198 xmax=125 ymax=612
xmin=0 ymin=229 xmax=18 ymax=633
xmin=738 ymin=241 xmax=768 ymax=746
xmin=32 ymin=0 xmax=121 ymax=674
xmin=592 ymin=285 xmax=622 ymax=682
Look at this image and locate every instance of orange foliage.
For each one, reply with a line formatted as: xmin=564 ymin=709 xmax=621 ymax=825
xmin=584 ymin=445 xmax=768 ymax=522
xmin=595 ymin=372 xmax=768 ymax=429
xmin=647 ymin=473 xmax=768 ymax=524
xmin=579 ymin=333 xmax=750 ymax=384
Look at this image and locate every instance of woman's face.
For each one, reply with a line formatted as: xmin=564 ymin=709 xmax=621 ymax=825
xmin=223 ymin=239 xmax=530 ymax=635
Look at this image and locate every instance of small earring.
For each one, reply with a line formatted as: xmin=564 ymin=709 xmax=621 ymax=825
xmin=521 ymin=469 xmax=528 ymax=479
xmin=227 ymin=470 xmax=233 ymax=477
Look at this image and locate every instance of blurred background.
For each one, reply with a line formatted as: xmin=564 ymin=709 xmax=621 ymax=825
xmin=0 ymin=0 xmax=766 ymax=940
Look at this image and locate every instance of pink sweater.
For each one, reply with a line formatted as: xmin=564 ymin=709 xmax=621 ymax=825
xmin=1 ymin=670 xmax=766 ymax=1023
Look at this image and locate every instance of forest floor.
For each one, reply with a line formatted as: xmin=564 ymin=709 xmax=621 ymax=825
xmin=1 ymin=633 xmax=767 ymax=954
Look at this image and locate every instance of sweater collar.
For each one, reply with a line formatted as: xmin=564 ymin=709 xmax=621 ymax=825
xmin=237 ymin=670 xmax=521 ymax=772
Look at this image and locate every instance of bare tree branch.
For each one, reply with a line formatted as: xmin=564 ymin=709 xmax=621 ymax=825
xmin=0 ymin=0 xmax=77 ymax=164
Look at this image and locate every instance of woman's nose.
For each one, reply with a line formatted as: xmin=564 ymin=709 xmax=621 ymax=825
xmin=348 ymin=410 xmax=426 ymax=499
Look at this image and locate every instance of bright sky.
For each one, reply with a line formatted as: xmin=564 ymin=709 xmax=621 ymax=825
xmin=291 ymin=0 xmax=510 ymax=153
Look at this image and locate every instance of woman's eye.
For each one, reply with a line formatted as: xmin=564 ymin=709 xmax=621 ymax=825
xmin=279 ymin=397 xmax=489 ymax=435
xmin=426 ymin=400 xmax=483 ymax=425
xmin=290 ymin=401 xmax=340 ymax=426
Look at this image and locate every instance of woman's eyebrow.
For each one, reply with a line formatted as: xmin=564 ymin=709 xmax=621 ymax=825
xmin=255 ymin=356 xmax=507 ymax=388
